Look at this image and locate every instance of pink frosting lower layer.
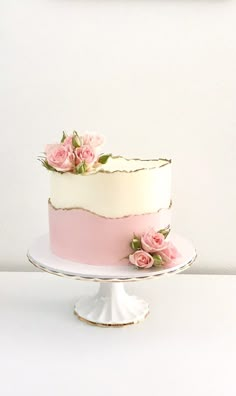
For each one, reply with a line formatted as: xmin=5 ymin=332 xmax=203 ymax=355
xmin=48 ymin=204 xmax=171 ymax=266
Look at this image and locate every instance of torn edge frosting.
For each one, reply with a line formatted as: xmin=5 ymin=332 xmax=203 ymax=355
xmin=48 ymin=199 xmax=172 ymax=219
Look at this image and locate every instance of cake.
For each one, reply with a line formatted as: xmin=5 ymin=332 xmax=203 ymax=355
xmin=40 ymin=131 xmax=179 ymax=268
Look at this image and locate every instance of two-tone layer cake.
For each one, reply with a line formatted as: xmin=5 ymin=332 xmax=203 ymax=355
xmin=41 ymin=132 xmax=179 ymax=268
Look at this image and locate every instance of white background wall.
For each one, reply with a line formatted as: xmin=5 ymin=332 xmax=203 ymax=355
xmin=0 ymin=0 xmax=235 ymax=272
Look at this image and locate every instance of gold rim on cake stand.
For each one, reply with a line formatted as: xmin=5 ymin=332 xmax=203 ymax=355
xmin=28 ymin=254 xmax=195 ymax=282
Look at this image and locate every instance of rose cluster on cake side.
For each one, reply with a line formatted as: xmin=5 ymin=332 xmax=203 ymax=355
xmin=39 ymin=131 xmax=111 ymax=175
xmin=129 ymin=228 xmax=180 ymax=269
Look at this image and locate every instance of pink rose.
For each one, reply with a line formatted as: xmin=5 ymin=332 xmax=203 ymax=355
xmin=75 ymin=145 xmax=96 ymax=165
xmin=45 ymin=144 xmax=58 ymax=155
xmin=82 ymin=133 xmax=104 ymax=148
xmin=129 ymin=250 xmax=154 ymax=269
xmin=159 ymin=241 xmax=181 ymax=264
xmin=141 ymin=229 xmax=166 ymax=253
xmin=46 ymin=144 xmax=75 ymax=172
xmin=63 ymin=135 xmax=73 ymax=150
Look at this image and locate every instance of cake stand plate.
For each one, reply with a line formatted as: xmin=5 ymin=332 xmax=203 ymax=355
xmin=27 ymin=234 xmax=196 ymax=327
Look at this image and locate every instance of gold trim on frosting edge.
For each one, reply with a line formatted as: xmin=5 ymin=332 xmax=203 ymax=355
xmin=51 ymin=156 xmax=171 ymax=176
xmin=48 ymin=199 xmax=172 ymax=219
xmin=97 ymin=156 xmax=171 ymax=174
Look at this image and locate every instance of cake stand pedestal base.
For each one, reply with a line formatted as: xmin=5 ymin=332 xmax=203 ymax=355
xmin=74 ymin=282 xmax=149 ymax=327
xmin=27 ymin=234 xmax=196 ymax=327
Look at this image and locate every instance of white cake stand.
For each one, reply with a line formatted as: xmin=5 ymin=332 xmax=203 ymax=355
xmin=27 ymin=234 xmax=196 ymax=327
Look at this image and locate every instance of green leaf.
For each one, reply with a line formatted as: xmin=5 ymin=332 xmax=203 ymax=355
xmin=159 ymin=226 xmax=171 ymax=239
xmin=130 ymin=238 xmax=141 ymax=251
xmin=60 ymin=131 xmax=67 ymax=143
xmin=98 ymin=153 xmax=112 ymax=164
xmin=38 ymin=158 xmax=55 ymax=172
xmin=75 ymin=162 xmax=86 ymax=174
xmin=153 ymin=254 xmax=163 ymax=267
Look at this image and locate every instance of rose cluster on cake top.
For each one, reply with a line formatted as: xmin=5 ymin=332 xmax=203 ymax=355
xmin=39 ymin=131 xmax=111 ymax=175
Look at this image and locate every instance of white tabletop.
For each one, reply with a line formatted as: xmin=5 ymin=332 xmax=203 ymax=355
xmin=1 ymin=272 xmax=236 ymax=396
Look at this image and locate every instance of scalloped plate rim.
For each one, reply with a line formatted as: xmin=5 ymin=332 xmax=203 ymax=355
xmin=27 ymin=234 xmax=196 ymax=280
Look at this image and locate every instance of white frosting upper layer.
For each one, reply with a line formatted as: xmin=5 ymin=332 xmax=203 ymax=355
xmin=50 ymin=157 xmax=171 ymax=217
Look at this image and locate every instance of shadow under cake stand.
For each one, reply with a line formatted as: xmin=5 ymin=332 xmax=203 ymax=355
xmin=27 ymin=234 xmax=196 ymax=327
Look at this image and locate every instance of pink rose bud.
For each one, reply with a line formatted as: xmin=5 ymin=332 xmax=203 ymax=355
xmin=46 ymin=144 xmax=75 ymax=172
xmin=129 ymin=250 xmax=154 ymax=269
xmin=82 ymin=133 xmax=104 ymax=148
xmin=159 ymin=241 xmax=181 ymax=264
xmin=141 ymin=229 xmax=166 ymax=253
xmin=75 ymin=145 xmax=96 ymax=165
